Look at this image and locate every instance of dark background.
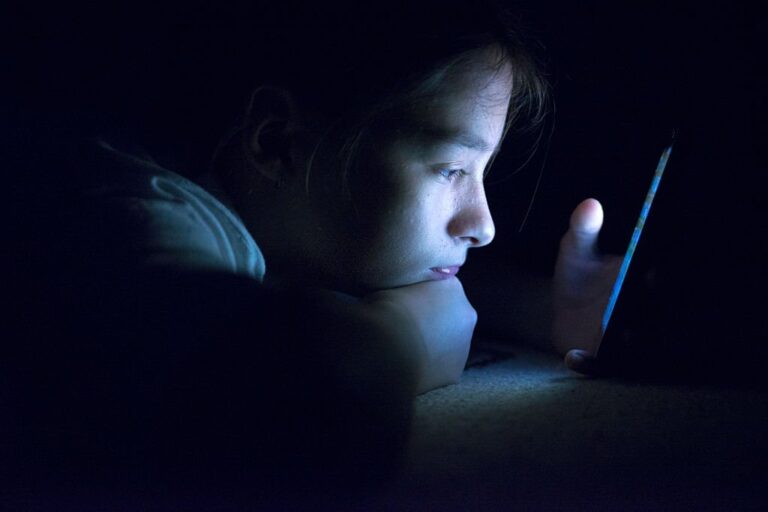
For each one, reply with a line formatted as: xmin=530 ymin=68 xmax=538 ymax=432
xmin=5 ymin=0 xmax=766 ymax=378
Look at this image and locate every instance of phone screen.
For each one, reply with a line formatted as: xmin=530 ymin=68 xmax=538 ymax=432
xmin=600 ymin=141 xmax=674 ymax=338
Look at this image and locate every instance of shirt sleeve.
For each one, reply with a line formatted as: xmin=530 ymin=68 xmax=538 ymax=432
xmin=76 ymin=140 xmax=266 ymax=281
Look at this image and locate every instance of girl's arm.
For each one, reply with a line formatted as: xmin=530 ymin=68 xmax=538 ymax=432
xmin=14 ymin=266 xmax=476 ymax=489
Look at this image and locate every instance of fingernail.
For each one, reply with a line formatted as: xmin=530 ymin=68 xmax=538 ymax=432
xmin=567 ymin=350 xmax=586 ymax=367
xmin=569 ymin=350 xmax=600 ymax=374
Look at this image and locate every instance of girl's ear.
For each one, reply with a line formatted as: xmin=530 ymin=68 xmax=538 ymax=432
xmin=243 ymin=86 xmax=302 ymax=185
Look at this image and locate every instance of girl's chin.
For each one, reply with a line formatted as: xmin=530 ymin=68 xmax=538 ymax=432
xmin=269 ymin=265 xmax=424 ymax=296
xmin=359 ymin=273 xmax=436 ymax=293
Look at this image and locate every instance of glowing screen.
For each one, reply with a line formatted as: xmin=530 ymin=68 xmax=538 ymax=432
xmin=601 ymin=141 xmax=674 ymax=336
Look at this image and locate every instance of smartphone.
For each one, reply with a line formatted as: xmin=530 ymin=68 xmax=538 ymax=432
xmin=595 ymin=137 xmax=674 ymax=368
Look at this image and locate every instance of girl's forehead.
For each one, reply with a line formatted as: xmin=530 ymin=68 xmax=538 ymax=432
xmin=374 ymin=91 xmax=509 ymax=165
xmin=405 ymin=64 xmax=513 ymax=138
xmin=409 ymin=53 xmax=513 ymax=118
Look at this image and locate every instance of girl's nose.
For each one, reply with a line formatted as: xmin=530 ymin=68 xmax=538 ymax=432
xmin=448 ymin=183 xmax=495 ymax=247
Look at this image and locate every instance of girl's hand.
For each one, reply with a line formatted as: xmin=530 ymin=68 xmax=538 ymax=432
xmin=552 ymin=198 xmax=622 ymax=374
xmin=364 ymin=277 xmax=477 ymax=394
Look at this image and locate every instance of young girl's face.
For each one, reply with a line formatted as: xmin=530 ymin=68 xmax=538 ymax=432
xmin=283 ymin=50 xmax=512 ymax=295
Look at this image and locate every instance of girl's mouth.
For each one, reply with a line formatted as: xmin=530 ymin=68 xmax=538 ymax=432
xmin=429 ymin=266 xmax=461 ymax=279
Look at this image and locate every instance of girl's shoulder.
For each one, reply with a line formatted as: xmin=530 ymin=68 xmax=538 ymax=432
xmin=68 ymin=137 xmax=266 ymax=280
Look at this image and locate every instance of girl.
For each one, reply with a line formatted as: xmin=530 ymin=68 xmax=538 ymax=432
xmin=17 ymin=0 xmax=619 ymax=498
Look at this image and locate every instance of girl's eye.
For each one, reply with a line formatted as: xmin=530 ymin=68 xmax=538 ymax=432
xmin=438 ymin=168 xmax=465 ymax=181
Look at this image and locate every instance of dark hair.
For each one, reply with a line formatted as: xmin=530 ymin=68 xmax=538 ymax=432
xmin=233 ymin=1 xmax=548 ymax=121
xmin=80 ymin=0 xmax=549 ymax=181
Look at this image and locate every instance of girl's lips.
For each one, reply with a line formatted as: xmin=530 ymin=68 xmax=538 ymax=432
xmin=430 ymin=266 xmax=461 ymax=278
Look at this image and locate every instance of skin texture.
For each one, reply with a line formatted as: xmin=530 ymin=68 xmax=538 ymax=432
xmin=238 ymin=51 xmax=510 ymax=296
xmin=339 ymin=64 xmax=510 ymax=293
xmin=554 ymin=198 xmax=623 ymax=373
xmin=220 ymin=48 xmax=510 ymax=393
xmin=224 ymin=46 xmax=621 ymax=390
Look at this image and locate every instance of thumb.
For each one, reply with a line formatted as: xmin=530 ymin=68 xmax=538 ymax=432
xmin=565 ymin=198 xmax=604 ymax=257
xmin=565 ymin=349 xmax=602 ymax=375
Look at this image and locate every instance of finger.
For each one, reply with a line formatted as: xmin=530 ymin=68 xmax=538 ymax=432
xmin=565 ymin=349 xmax=601 ymax=375
xmin=565 ymin=198 xmax=604 ymax=256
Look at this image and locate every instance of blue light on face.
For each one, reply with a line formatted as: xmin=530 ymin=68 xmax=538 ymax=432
xmin=601 ymin=142 xmax=674 ymax=336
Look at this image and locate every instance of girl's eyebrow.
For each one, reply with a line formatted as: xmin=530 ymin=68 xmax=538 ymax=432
xmin=413 ymin=126 xmax=496 ymax=153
